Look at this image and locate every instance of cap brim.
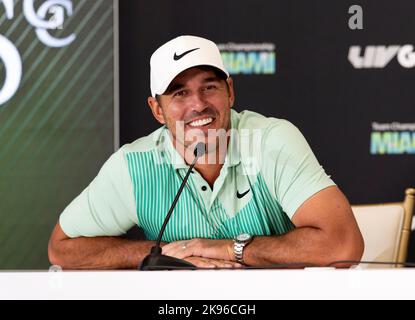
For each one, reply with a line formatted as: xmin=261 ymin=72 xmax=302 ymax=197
xmin=153 ymin=64 xmax=229 ymax=97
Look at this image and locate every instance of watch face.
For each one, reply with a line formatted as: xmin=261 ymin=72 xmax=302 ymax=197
xmin=237 ymin=233 xmax=251 ymax=242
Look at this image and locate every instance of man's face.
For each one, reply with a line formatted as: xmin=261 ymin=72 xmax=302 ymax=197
xmin=148 ymin=67 xmax=235 ymax=154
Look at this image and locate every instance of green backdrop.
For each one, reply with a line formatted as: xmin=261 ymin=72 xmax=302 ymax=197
xmin=0 ymin=0 xmax=117 ymax=269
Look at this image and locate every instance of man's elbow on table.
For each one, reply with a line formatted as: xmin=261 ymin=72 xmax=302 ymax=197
xmin=48 ymin=222 xmax=72 ymax=268
xmin=293 ymin=186 xmax=365 ymax=268
xmin=332 ymin=226 xmax=365 ymax=268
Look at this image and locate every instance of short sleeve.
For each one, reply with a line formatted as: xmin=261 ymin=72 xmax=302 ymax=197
xmin=261 ymin=120 xmax=336 ymax=219
xmin=59 ymin=148 xmax=138 ymax=238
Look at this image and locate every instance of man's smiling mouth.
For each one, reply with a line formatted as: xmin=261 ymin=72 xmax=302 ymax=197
xmin=187 ymin=117 xmax=215 ymax=128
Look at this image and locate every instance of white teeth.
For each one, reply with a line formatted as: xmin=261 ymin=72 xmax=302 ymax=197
xmin=188 ymin=118 xmax=213 ymax=127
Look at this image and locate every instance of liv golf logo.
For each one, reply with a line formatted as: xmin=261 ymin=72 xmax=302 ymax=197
xmin=349 ymin=45 xmax=415 ymax=69
xmin=0 ymin=0 xmax=76 ymax=106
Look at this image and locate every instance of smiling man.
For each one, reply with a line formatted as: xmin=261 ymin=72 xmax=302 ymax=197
xmin=48 ymin=35 xmax=364 ymax=269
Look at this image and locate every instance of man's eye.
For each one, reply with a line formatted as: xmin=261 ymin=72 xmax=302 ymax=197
xmin=173 ymin=90 xmax=186 ymax=97
xmin=204 ymin=85 xmax=217 ymax=91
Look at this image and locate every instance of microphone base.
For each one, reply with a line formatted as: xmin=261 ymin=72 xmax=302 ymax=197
xmin=139 ymin=254 xmax=197 ymax=271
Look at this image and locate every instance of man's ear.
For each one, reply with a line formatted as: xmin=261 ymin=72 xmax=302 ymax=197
xmin=148 ymin=96 xmax=166 ymax=125
xmin=226 ymin=77 xmax=235 ymax=108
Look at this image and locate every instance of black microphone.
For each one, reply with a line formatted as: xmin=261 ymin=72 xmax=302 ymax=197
xmin=139 ymin=142 xmax=206 ymax=270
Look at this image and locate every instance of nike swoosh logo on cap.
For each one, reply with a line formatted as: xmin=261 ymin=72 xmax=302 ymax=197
xmin=174 ymin=48 xmax=200 ymax=61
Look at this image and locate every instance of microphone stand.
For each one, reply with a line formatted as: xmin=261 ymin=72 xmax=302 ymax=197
xmin=139 ymin=143 xmax=206 ymax=270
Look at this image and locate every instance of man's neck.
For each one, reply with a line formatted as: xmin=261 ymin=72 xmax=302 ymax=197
xmin=195 ymin=165 xmax=223 ymax=189
xmin=193 ymin=155 xmax=225 ymax=189
xmin=176 ymin=140 xmax=229 ymax=189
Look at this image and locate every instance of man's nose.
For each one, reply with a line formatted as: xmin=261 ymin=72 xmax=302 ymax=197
xmin=188 ymin=92 xmax=208 ymax=112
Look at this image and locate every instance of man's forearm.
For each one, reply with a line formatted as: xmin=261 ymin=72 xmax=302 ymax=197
xmin=49 ymin=237 xmax=160 ymax=270
xmin=243 ymin=227 xmax=361 ymax=267
xmin=162 ymin=229 xmax=360 ymax=268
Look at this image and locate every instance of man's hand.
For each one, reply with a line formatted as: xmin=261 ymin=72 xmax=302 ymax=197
xmin=183 ymin=257 xmax=243 ymax=269
xmin=162 ymin=238 xmax=237 ymax=264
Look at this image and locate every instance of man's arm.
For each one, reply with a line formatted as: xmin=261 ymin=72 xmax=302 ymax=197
xmin=48 ymin=222 xmax=242 ymax=269
xmin=162 ymin=186 xmax=364 ymax=267
xmin=244 ymin=186 xmax=364 ymax=266
xmin=48 ymin=222 xmax=157 ymax=270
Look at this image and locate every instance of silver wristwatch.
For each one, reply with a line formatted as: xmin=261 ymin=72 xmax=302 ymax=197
xmin=233 ymin=233 xmax=253 ymax=264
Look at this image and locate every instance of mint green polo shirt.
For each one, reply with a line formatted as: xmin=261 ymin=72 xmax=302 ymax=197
xmin=60 ymin=109 xmax=336 ymax=241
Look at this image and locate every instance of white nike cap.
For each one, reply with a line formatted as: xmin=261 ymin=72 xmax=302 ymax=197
xmin=150 ymin=35 xmax=229 ymax=97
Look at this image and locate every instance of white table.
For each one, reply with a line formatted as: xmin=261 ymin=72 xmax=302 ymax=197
xmin=1 ymin=269 xmax=415 ymax=300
